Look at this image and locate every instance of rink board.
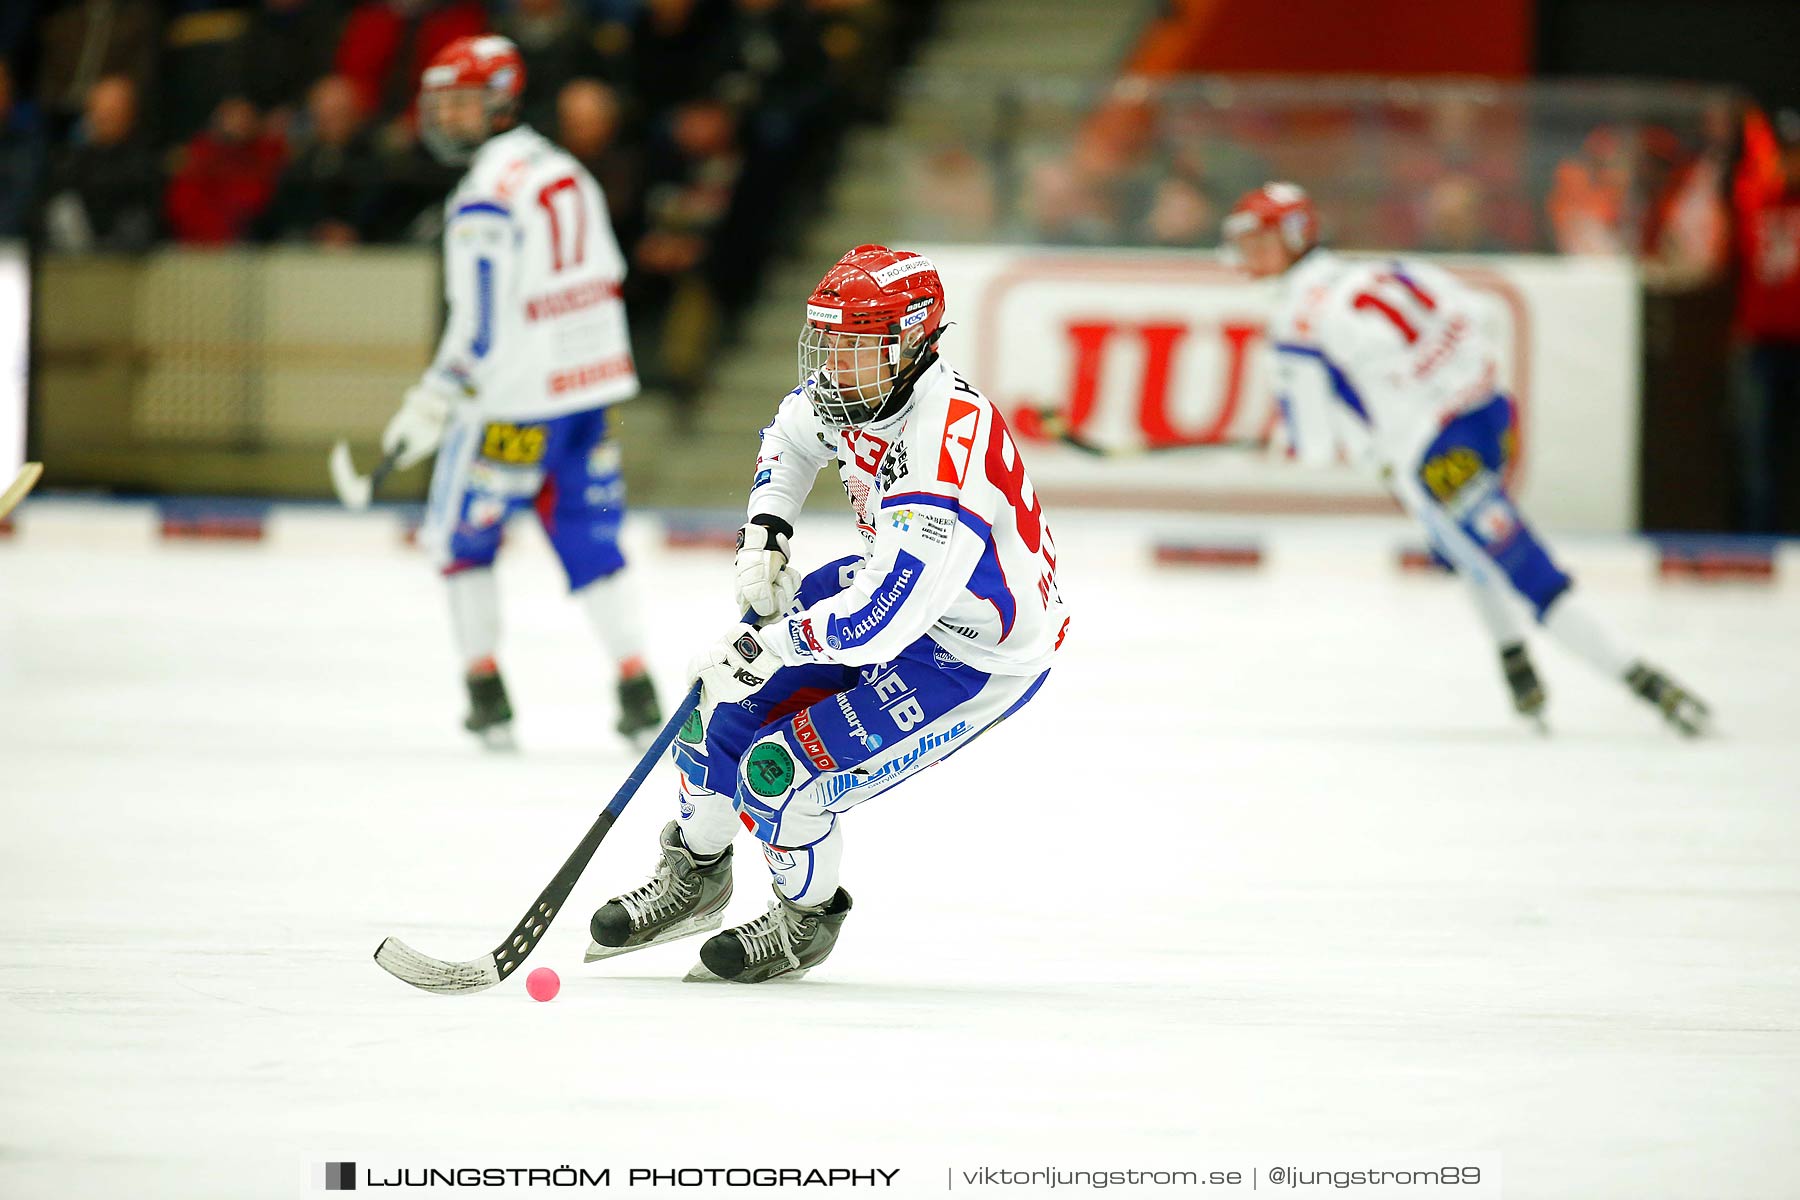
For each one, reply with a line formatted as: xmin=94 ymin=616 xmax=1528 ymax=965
xmin=924 ymin=247 xmax=1641 ymax=533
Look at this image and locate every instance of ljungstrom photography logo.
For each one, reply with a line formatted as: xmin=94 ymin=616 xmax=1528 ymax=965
xmin=317 ymin=1162 xmax=356 ymax=1190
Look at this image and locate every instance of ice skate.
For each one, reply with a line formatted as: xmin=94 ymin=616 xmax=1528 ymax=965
xmin=684 ymin=886 xmax=852 ymax=984
xmin=1626 ymin=663 xmax=1711 ymax=737
xmin=1500 ymin=642 xmax=1548 ymax=733
xmin=615 ymin=672 xmax=663 ymax=750
xmin=463 ymin=665 xmax=516 ymax=750
xmin=585 ymin=821 xmax=733 ymax=962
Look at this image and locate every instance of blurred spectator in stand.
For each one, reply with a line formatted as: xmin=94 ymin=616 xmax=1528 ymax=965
xmin=908 ymin=145 xmax=996 ymax=243
xmin=632 ymin=96 xmax=743 ymax=428
xmin=36 ymin=0 xmax=162 ymax=141
xmin=234 ymin=0 xmax=351 ymax=122
xmin=1638 ymin=120 xmax=1731 ymax=293
xmin=160 ymin=4 xmax=256 ymax=146
xmin=1547 ymin=126 xmax=1632 ymax=255
xmin=0 ymin=62 xmax=47 ymax=239
xmin=1023 ymin=155 xmax=1116 ymax=245
xmin=165 ymin=96 xmax=289 ymax=244
xmin=41 ymin=75 xmax=160 ymax=251
xmin=623 ymin=0 xmax=735 ymax=115
xmin=1419 ymin=173 xmax=1512 ymax=253
xmin=260 ymin=74 xmax=380 ymax=245
xmin=1139 ymin=171 xmax=1214 ymax=247
xmin=498 ymin=0 xmax=610 ymax=134
xmin=556 ymin=78 xmax=641 ymax=249
xmin=335 ymin=0 xmax=486 ymax=125
xmin=1729 ymin=108 xmax=1800 ymax=532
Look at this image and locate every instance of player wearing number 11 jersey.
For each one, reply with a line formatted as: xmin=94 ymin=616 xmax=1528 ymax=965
xmin=378 ymin=36 xmax=661 ymax=749
xmin=585 ymin=244 xmax=1070 ymax=983
xmin=1226 ymin=181 xmax=1708 ymax=736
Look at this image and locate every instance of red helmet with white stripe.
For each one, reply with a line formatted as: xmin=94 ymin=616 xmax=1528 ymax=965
xmin=419 ymin=35 xmax=525 ymax=166
xmin=799 ymin=244 xmax=948 ymax=430
xmin=1222 ymin=182 xmax=1319 ymax=275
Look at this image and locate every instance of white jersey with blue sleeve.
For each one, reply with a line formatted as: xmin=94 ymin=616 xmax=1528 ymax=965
xmin=1271 ymin=250 xmax=1503 ymax=472
xmin=425 ymin=124 xmax=637 ymax=421
xmin=745 ymin=359 xmax=1069 ymax=677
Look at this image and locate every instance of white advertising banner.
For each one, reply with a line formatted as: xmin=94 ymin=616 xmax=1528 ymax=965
xmin=921 ymin=246 xmax=1642 ymax=532
xmin=0 ymin=241 xmax=26 ymax=478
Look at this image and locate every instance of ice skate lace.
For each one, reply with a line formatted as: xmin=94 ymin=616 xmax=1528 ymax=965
xmin=618 ymin=859 xmax=697 ymax=928
xmin=737 ymin=902 xmax=804 ymax=971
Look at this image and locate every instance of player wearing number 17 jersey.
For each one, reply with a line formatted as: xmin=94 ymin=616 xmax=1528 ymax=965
xmin=1226 ymin=182 xmax=1709 ymax=736
xmin=585 ymin=244 xmax=1070 ymax=983
xmin=378 ymin=36 xmax=661 ymax=749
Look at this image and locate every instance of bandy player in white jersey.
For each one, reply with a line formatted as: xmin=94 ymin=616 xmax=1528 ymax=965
xmin=584 ymin=245 xmax=1070 ymax=982
xmin=379 ymin=36 xmax=662 ymax=748
xmin=1225 ymin=182 xmax=1709 ymax=735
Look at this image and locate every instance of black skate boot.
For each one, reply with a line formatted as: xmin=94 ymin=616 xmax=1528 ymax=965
xmin=585 ymin=821 xmax=733 ymax=962
xmin=1500 ymin=642 xmax=1547 ymax=732
xmin=1625 ymin=663 xmax=1711 ymax=737
xmin=687 ymin=886 xmax=852 ymax=984
xmin=463 ymin=665 xmax=515 ymax=750
xmin=615 ymin=672 xmax=663 ymax=749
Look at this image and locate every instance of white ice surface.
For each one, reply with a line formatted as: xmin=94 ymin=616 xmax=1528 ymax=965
xmin=1 ymin=505 xmax=1797 ymax=1199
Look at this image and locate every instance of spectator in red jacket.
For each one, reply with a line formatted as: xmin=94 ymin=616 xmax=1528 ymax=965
xmin=1731 ymin=107 xmax=1800 ymax=532
xmin=165 ymin=97 xmax=288 ymax=244
xmin=334 ymin=0 xmax=487 ymax=124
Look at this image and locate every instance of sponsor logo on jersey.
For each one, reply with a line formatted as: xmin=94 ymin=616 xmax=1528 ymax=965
xmin=548 ymin=354 xmax=634 ymax=394
xmin=943 ymin=622 xmax=981 ymax=639
xmin=878 ymin=440 xmax=909 ymax=491
xmin=806 ymin=304 xmax=843 ymax=325
xmin=1472 ymin=497 xmax=1518 ymax=545
xmin=481 ymin=422 xmax=548 ymax=465
xmin=788 ymin=618 xmax=824 ymax=659
xmin=791 ymin=711 xmax=837 ymax=772
xmin=821 ymin=721 xmax=970 ymax=803
xmin=744 ymin=741 xmax=796 ymax=798
xmin=834 ymin=692 xmax=879 ymax=750
xmin=889 ymin=508 xmax=914 ymax=532
xmin=828 ymin=559 xmax=920 ymax=648
xmin=937 ymin=398 xmax=980 ymax=487
xmin=678 ymin=709 xmax=704 ymax=744
xmin=871 ymin=256 xmax=934 ymax=288
xmin=753 ymin=468 xmax=773 ymax=489
xmin=932 ymin=644 xmax=964 ymax=670
xmin=524 ymin=278 xmax=621 ymax=322
xmin=863 ymin=660 xmax=925 ymax=731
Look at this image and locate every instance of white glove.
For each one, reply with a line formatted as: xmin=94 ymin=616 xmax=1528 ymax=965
xmin=381 ymin=382 xmax=457 ymax=471
xmin=687 ymin=623 xmax=781 ymax=711
xmin=734 ymin=517 xmax=801 ymax=620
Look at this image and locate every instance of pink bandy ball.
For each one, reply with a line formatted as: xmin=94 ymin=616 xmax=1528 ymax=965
xmin=525 ymin=967 xmax=561 ymax=1002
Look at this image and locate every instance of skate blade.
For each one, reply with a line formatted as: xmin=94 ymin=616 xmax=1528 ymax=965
xmin=582 ymin=911 xmax=723 ymax=963
xmin=681 ymin=963 xmax=810 ymax=984
xmin=471 ymin=725 xmax=517 ymax=752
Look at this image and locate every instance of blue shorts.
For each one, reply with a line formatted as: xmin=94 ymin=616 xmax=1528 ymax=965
xmin=1414 ymin=395 xmax=1571 ymax=617
xmin=422 ymin=406 xmax=628 ymax=591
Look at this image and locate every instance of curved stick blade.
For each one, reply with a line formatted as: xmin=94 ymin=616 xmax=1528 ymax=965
xmin=373 ymin=937 xmax=502 ymax=995
xmin=328 ymin=441 xmax=373 ymax=511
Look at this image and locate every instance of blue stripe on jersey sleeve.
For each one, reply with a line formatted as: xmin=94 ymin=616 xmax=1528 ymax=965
xmin=453 ymin=200 xmax=511 ymax=220
xmin=471 ymin=257 xmax=494 ymax=359
xmin=1274 ymin=342 xmax=1369 ymax=423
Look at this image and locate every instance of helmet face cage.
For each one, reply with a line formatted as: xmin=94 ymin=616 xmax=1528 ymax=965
xmin=798 ymin=325 xmax=905 ymax=432
xmin=420 ymin=86 xmax=512 ymax=166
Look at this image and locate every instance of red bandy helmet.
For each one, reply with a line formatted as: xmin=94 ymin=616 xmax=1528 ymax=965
xmin=1222 ymin=181 xmax=1320 ymax=257
xmin=419 ymin=35 xmax=525 ymax=166
xmin=799 ymin=244 xmax=947 ymax=430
